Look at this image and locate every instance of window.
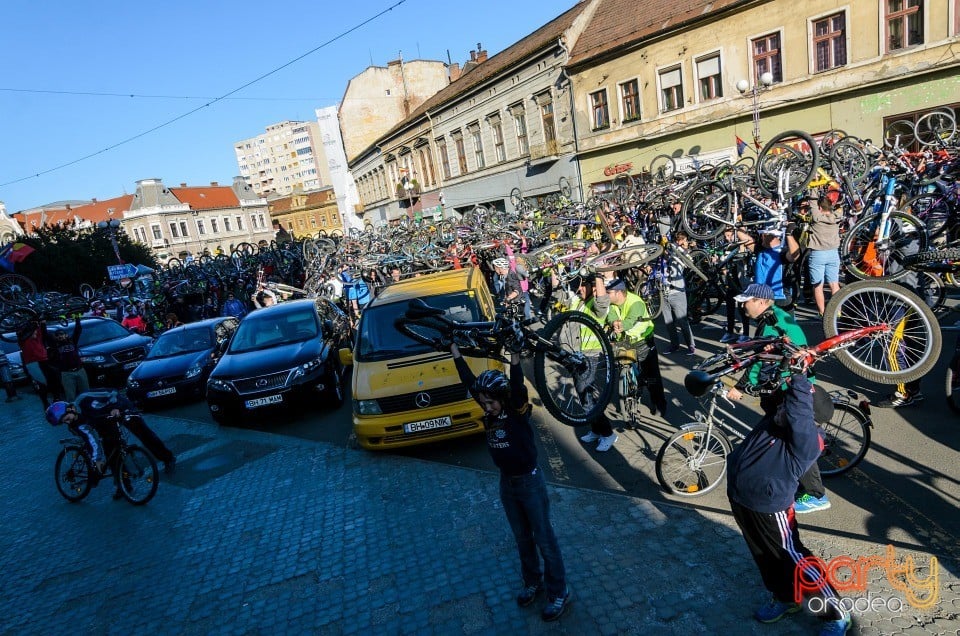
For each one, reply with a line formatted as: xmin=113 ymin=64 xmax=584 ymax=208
xmin=813 ymin=12 xmax=847 ymax=71
xmin=151 ymin=224 xmax=162 ymax=240
xmin=169 ymin=222 xmax=180 ymax=239
xmin=514 ymin=110 xmax=529 ymax=155
xmin=224 ymin=218 xmax=232 ymax=232
xmin=492 ymin=119 xmax=506 ymax=162
xmin=452 ymin=131 xmax=468 ymax=175
xmin=258 ymin=213 xmax=266 ymax=228
xmin=696 ymin=54 xmax=723 ymax=100
xmin=540 ymin=100 xmax=556 ymax=144
xmin=196 ymin=220 xmax=206 ymax=235
xmin=469 ymin=125 xmax=485 ymax=169
xmin=437 ymin=137 xmax=452 ymax=179
xmin=236 ymin=216 xmax=244 ymax=231
xmin=886 ymin=0 xmax=923 ymax=51
xmin=211 ymin=218 xmax=219 ymax=233
xmin=179 ymin=221 xmax=189 ymax=237
xmin=620 ymin=79 xmax=640 ymax=122
xmin=590 ymin=89 xmax=610 ymax=129
xmin=752 ymin=33 xmax=783 ymax=83
xmin=659 ymin=66 xmax=684 ymax=112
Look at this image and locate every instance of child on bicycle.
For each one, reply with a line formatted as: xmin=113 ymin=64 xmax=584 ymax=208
xmin=46 ymin=399 xmax=121 ymax=495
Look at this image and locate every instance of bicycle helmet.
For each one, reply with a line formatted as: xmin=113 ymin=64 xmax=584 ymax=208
xmin=45 ymin=401 xmax=71 ymax=427
xmin=472 ymin=370 xmax=510 ymax=401
xmin=492 ymin=257 xmax=510 ymax=269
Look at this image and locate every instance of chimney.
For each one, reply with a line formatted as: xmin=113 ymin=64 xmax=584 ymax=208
xmin=475 ymin=43 xmax=487 ymax=63
xmin=180 ymin=183 xmax=187 ymax=187
xmin=65 ymin=204 xmax=71 ymax=211
xmin=449 ymin=62 xmax=461 ymax=83
xmin=210 ymin=181 xmax=219 ymax=186
xmin=91 ymin=198 xmax=97 ymax=204
xmin=469 ymin=50 xmax=477 ymax=62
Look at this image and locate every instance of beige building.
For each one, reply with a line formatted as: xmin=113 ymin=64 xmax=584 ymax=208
xmin=338 ymin=57 xmax=450 ymax=164
xmin=234 ymin=121 xmax=332 ymax=197
xmin=565 ymin=0 xmax=960 ymax=192
xmin=267 ymin=187 xmax=343 ymax=238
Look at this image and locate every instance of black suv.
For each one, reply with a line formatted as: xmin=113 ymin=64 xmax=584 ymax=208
xmin=206 ymin=298 xmax=350 ymax=424
xmin=47 ymin=317 xmax=154 ymax=388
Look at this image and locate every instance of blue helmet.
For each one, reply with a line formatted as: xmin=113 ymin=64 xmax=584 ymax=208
xmin=45 ymin=401 xmax=71 ymax=427
xmin=472 ymin=370 xmax=510 ymax=400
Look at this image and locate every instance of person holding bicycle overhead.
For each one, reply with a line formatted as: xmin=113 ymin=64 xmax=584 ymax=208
xmin=44 ymin=316 xmax=90 ymax=402
xmin=726 ymin=370 xmax=851 ymax=636
xmin=449 ymin=342 xmax=572 ymax=622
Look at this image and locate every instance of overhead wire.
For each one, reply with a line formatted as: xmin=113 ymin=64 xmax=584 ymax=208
xmin=0 ymin=0 xmax=407 ymax=188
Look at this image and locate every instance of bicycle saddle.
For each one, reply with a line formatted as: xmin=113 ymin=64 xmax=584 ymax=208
xmin=684 ymin=370 xmax=715 ymax=397
xmin=404 ymin=299 xmax=445 ymax=320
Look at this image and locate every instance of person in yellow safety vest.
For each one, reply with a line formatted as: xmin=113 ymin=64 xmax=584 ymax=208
xmin=594 ymin=276 xmax=668 ymax=417
xmin=562 ymin=275 xmax=618 ymax=452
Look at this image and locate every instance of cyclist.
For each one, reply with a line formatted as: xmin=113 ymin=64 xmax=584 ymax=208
xmin=47 ymin=398 xmax=122 ymax=498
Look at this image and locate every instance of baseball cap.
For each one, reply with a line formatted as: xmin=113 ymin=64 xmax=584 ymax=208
xmin=605 ymin=278 xmax=627 ymax=292
xmin=734 ymin=283 xmax=774 ymax=302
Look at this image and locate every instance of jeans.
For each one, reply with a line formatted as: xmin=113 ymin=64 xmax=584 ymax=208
xmin=499 ymin=469 xmax=566 ymax=598
xmin=662 ymin=289 xmax=694 ymax=350
xmin=60 ymin=369 xmax=90 ymax=402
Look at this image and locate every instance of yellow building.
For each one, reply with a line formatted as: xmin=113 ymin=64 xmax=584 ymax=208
xmin=267 ymin=187 xmax=343 ymax=237
xmin=565 ymin=0 xmax=960 ymax=191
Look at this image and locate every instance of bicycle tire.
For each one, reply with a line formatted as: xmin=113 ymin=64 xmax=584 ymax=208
xmin=118 ymin=445 xmax=159 ymax=505
xmin=903 ymin=193 xmax=953 ymax=240
xmin=681 ymin=179 xmax=731 ymax=240
xmin=822 ymin=280 xmax=941 ymax=384
xmin=917 ymin=271 xmax=947 ymax=313
xmin=559 ymin=176 xmax=573 ymax=199
xmin=533 ymin=311 xmax=616 ymax=427
xmin=755 ymin=130 xmax=819 ymax=198
xmin=55 ymin=446 xmax=93 ymax=502
xmin=818 ymin=401 xmax=871 ymax=477
xmin=0 ymin=307 xmax=39 ymax=341
xmin=639 ymin=283 xmax=664 ymax=321
xmin=915 ymin=109 xmax=957 ymax=147
xmin=655 ymin=425 xmax=731 ymax=496
xmin=883 ymin=119 xmax=916 ymax=148
xmin=587 ymin=244 xmax=663 ymax=272
xmin=0 ymin=274 xmax=37 ymax=303
xmin=510 ymin=187 xmax=523 ymax=210
xmin=648 ymin=154 xmax=677 ymax=185
xmin=902 ymin=247 xmax=960 ymax=267
xmin=841 ymin=211 xmax=928 ymax=282
xmin=830 ymin=139 xmax=870 ymax=185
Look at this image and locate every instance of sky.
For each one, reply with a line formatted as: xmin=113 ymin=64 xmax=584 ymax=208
xmin=0 ymin=0 xmax=577 ymax=214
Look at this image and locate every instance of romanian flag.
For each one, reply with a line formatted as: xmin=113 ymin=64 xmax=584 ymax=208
xmin=0 ymin=242 xmax=35 ymax=272
xmin=736 ymin=136 xmax=749 ymax=157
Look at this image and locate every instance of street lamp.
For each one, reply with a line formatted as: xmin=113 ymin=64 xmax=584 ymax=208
xmin=97 ymin=218 xmax=123 ymax=264
xmin=403 ymin=180 xmax=415 ymax=221
xmin=737 ymin=71 xmax=774 ymax=148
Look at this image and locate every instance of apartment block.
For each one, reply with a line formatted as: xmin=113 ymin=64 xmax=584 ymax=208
xmin=234 ymin=121 xmax=332 ymax=198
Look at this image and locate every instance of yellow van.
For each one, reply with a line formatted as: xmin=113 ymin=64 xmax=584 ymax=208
xmin=341 ymin=267 xmax=502 ymax=450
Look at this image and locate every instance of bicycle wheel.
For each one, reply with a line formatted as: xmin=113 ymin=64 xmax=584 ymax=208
xmin=639 ymin=282 xmax=664 ymax=321
xmin=681 ymin=180 xmax=731 ymax=240
xmin=883 ymin=119 xmax=916 ymax=148
xmin=756 ymin=130 xmax=819 ymax=198
xmin=823 ymin=280 xmax=941 ymax=384
xmin=558 ymin=176 xmax=573 ymax=199
xmin=533 ymin=311 xmax=616 ymax=427
xmin=830 ymin=139 xmax=870 ymax=185
xmin=916 ymin=271 xmax=946 ymax=313
xmin=915 ymin=109 xmax=957 ymax=147
xmin=510 ymin=187 xmax=523 ymax=210
xmin=0 ymin=307 xmax=39 ymax=341
xmin=118 ymin=445 xmax=159 ymax=505
xmin=0 ymin=273 xmax=37 ymax=303
xmin=587 ymin=244 xmax=663 ymax=272
xmin=818 ymin=402 xmax=871 ymax=477
xmin=648 ymin=154 xmax=677 ymax=185
xmin=655 ymin=425 xmax=731 ymax=496
xmin=903 ymin=194 xmax=953 ymax=241
xmin=840 ymin=211 xmax=928 ymax=281
xmin=55 ymin=446 xmax=93 ymax=502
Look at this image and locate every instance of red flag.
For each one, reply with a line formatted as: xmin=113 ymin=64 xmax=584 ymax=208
xmin=735 ymin=136 xmax=748 ymax=157
xmin=7 ymin=242 xmax=35 ymax=263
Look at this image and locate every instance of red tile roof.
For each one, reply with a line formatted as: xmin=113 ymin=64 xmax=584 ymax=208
xmin=168 ymin=186 xmax=240 ymax=210
xmin=12 ymin=194 xmax=134 ymax=229
xmin=567 ymin=0 xmax=748 ymax=68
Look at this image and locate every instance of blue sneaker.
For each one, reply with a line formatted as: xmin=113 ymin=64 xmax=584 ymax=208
xmin=819 ymin=614 xmax=851 ymax=636
xmin=795 ymin=494 xmax=831 ymax=514
xmin=754 ymin=597 xmax=801 ymax=623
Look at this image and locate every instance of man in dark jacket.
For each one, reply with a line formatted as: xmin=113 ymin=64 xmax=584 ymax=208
xmin=44 ymin=316 xmax=90 ymax=401
xmin=726 ymin=373 xmax=850 ymax=636
xmin=451 ymin=342 xmax=571 ymax=622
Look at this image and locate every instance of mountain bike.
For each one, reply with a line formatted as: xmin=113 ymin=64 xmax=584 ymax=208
xmin=394 ymin=299 xmax=616 ymax=427
xmin=54 ymin=413 xmax=159 ymax=505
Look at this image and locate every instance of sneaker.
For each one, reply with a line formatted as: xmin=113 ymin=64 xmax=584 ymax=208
xmin=819 ymin=614 xmax=851 ymax=636
xmin=663 ymin=346 xmax=681 ymax=355
xmin=580 ymin=431 xmax=601 ymax=443
xmin=686 ymin=347 xmax=697 ymax=356
xmin=720 ymin=332 xmax=737 ymax=344
xmin=541 ymin=587 xmax=571 ymax=622
xmin=876 ymin=391 xmax=915 ymax=408
xmin=737 ymin=335 xmax=751 ymax=343
xmin=164 ymin=457 xmax=176 ymax=475
xmin=596 ymin=433 xmax=618 ymax=452
xmin=516 ymin=581 xmax=543 ymax=607
xmin=754 ymin=597 xmax=801 ymax=623
xmin=795 ymin=493 xmax=831 ymax=514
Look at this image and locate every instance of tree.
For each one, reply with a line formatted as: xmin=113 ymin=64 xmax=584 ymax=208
xmin=13 ymin=224 xmax=158 ymax=294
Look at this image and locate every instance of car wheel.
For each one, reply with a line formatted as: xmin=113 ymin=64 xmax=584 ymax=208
xmin=327 ymin=370 xmax=344 ymax=408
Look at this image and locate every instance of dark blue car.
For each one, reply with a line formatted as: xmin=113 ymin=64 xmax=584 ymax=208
xmin=126 ymin=317 xmax=239 ymax=408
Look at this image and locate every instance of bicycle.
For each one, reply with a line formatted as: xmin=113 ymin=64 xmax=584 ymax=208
xmin=54 ymin=413 xmax=160 ymax=505
xmin=394 ymin=299 xmax=616 ymax=427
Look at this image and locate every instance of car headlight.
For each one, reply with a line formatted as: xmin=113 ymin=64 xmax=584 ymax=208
xmin=81 ymin=354 xmax=107 ymax=364
xmin=208 ymin=378 xmax=232 ymax=391
xmin=355 ymin=399 xmax=382 ymax=415
xmin=184 ymin=365 xmax=203 ymax=379
xmin=291 ymin=357 xmax=324 ymax=379
xmin=127 ymin=378 xmax=140 ymax=388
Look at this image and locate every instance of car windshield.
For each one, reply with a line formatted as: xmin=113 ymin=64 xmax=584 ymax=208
xmin=0 ymin=338 xmax=19 ymax=355
xmin=356 ymin=292 xmax=482 ymax=362
xmin=147 ymin=326 xmax=213 ymax=358
xmin=54 ymin=320 xmax=131 ymax=346
xmin=229 ymin=308 xmax=318 ymax=353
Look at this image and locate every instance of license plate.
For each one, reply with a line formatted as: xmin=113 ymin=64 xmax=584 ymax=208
xmin=146 ymin=387 xmax=176 ymax=398
xmin=123 ymin=361 xmax=140 ymax=370
xmin=245 ymin=394 xmax=283 ymax=409
xmin=403 ymin=416 xmax=453 ymax=434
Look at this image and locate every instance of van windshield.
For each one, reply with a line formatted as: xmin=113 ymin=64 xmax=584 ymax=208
xmin=356 ymin=292 xmax=482 ymax=362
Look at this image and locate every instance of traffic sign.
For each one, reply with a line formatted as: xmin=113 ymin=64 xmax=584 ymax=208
xmin=107 ymin=264 xmax=138 ymax=280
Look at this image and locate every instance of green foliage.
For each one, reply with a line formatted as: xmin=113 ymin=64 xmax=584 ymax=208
xmin=13 ymin=225 xmax=159 ymax=294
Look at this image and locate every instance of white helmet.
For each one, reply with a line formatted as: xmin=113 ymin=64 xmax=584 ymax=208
xmin=492 ymin=257 xmax=509 ymax=269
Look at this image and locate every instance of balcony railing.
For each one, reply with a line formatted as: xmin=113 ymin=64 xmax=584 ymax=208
xmin=529 ymin=139 xmax=560 ymax=161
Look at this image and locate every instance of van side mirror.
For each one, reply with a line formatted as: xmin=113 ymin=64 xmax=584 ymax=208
xmin=338 ymin=347 xmax=353 ymax=367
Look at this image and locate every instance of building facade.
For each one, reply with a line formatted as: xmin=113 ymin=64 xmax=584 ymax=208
xmin=349 ymin=3 xmax=598 ymax=227
xmin=234 ymin=121 xmax=332 ymax=197
xmin=316 ymin=106 xmax=363 ymax=231
xmin=125 ymin=177 xmax=275 ymax=260
xmin=0 ymin=202 xmax=24 ymax=244
xmin=338 ymin=58 xmax=451 ymax=164
xmin=267 ymin=187 xmax=343 ymax=238
xmin=565 ymin=0 xmax=960 ymax=192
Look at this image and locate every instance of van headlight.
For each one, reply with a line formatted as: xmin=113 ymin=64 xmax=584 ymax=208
xmin=355 ymin=399 xmax=382 ymax=415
